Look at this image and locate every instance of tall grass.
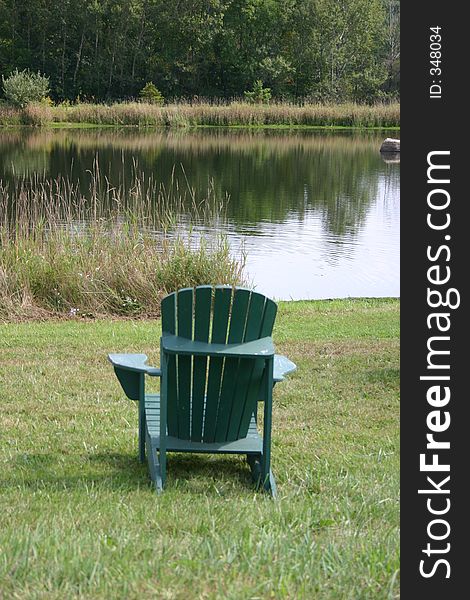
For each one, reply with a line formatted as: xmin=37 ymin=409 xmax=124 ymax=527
xmin=0 ymin=100 xmax=400 ymax=128
xmin=0 ymin=164 xmax=245 ymax=320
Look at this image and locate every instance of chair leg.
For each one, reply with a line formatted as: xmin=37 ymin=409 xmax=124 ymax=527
xmin=138 ymin=374 xmax=146 ymax=463
xmin=145 ymin=431 xmax=163 ymax=493
xmin=159 ymin=447 xmax=167 ymax=488
xmin=159 ymin=348 xmax=168 ymax=489
xmin=138 ymin=409 xmax=146 ymax=463
xmin=261 ymin=356 xmax=275 ymax=496
xmin=247 ymin=453 xmax=262 ymax=485
xmin=267 ymin=470 xmax=277 ymax=498
xmin=246 ymin=454 xmax=277 ymax=498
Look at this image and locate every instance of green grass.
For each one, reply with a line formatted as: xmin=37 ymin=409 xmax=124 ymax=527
xmin=0 ymin=100 xmax=400 ymax=129
xmin=0 ymin=298 xmax=400 ymax=599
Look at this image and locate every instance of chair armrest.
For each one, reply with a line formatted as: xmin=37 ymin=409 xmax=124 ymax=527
xmin=273 ymin=354 xmax=297 ymax=382
xmin=161 ymin=335 xmax=275 ymax=358
xmin=108 ymin=353 xmax=161 ymax=377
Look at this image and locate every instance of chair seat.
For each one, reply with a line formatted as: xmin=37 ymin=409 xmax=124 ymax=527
xmin=145 ymin=394 xmax=262 ymax=454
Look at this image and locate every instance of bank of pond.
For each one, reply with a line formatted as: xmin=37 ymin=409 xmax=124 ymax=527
xmin=0 ymin=100 xmax=400 ymax=129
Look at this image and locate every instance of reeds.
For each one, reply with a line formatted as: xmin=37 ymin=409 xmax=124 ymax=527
xmin=0 ymin=100 xmax=400 ymax=128
xmin=0 ymin=163 xmax=245 ymax=319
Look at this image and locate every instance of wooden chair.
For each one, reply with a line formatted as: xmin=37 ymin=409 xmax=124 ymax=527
xmin=108 ymin=286 xmax=296 ymax=497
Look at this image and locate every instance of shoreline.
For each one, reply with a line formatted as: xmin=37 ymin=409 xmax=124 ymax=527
xmin=0 ymin=101 xmax=400 ymax=130
xmin=0 ymin=297 xmax=401 ymax=325
xmin=0 ymin=122 xmax=401 ymax=131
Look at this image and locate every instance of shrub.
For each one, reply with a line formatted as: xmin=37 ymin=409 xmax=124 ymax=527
xmin=244 ymin=80 xmax=272 ymax=104
xmin=139 ymin=82 xmax=165 ymax=105
xmin=1 ymin=69 xmax=50 ymax=108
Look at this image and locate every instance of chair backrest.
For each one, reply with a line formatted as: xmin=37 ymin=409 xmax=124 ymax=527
xmin=161 ymin=286 xmax=277 ymax=443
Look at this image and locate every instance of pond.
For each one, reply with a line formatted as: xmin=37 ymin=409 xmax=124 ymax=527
xmin=0 ymin=128 xmax=399 ymax=300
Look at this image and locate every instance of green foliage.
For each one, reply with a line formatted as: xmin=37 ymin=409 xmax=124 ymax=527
xmin=139 ymin=82 xmax=164 ymax=105
xmin=1 ymin=69 xmax=50 ymax=108
xmin=258 ymin=56 xmax=294 ymax=96
xmin=244 ymin=80 xmax=272 ymax=104
xmin=0 ymin=1 xmax=399 ymax=104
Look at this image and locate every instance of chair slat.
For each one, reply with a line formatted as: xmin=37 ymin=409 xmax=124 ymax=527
xmin=237 ymin=357 xmax=266 ymax=439
xmin=191 ymin=286 xmax=212 ymax=441
xmin=227 ymin=288 xmax=251 ymax=343
xmin=161 ymin=292 xmax=176 ymax=334
xmin=161 ymin=292 xmax=178 ymax=435
xmin=203 ymin=286 xmax=232 ymax=442
xmin=166 ymin=356 xmax=178 ymax=436
xmin=194 ymin=286 xmax=213 ymax=341
xmin=260 ymin=299 xmax=277 ymax=337
xmin=244 ymin=292 xmax=266 ymax=341
xmin=226 ymin=357 xmax=254 ymax=440
xmin=211 ymin=286 xmax=232 ymax=343
xmin=214 ymin=288 xmax=251 ymax=442
xmin=226 ymin=292 xmax=267 ymax=440
xmin=177 ymin=287 xmax=193 ymax=339
xmin=177 ymin=288 xmax=193 ymax=439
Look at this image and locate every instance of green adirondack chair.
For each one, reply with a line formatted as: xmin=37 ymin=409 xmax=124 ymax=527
xmin=108 ymin=285 xmax=296 ymax=497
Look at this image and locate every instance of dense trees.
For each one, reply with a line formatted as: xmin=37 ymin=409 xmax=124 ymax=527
xmin=0 ymin=0 xmax=399 ymax=102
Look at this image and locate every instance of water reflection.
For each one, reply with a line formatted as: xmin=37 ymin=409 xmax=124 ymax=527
xmin=0 ymin=128 xmax=399 ymax=299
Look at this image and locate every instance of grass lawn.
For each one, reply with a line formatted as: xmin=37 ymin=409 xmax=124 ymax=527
xmin=0 ymin=299 xmax=400 ymax=599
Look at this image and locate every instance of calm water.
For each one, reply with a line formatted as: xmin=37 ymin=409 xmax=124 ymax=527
xmin=0 ymin=128 xmax=399 ymax=300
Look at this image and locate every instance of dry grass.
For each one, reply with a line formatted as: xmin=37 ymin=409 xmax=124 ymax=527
xmin=0 ymin=164 xmax=245 ymax=320
xmin=0 ymin=100 xmax=400 ymax=128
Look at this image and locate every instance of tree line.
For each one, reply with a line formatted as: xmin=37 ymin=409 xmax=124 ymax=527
xmin=0 ymin=0 xmax=399 ymax=103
